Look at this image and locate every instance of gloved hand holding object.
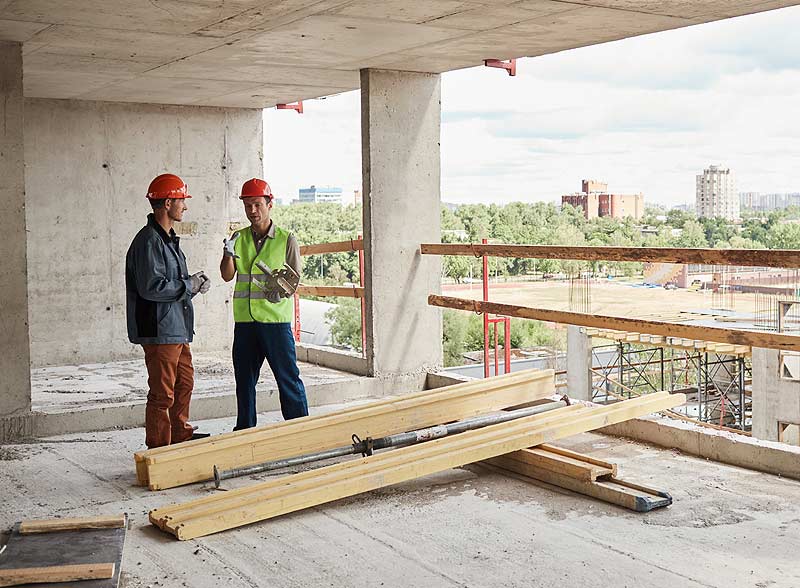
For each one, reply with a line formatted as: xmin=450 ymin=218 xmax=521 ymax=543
xmin=223 ymin=232 xmax=240 ymax=259
xmin=189 ymin=271 xmax=211 ymax=295
xmin=252 ymin=262 xmax=300 ymax=300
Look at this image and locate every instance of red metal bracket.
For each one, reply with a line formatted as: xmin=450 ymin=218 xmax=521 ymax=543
xmin=276 ymin=101 xmax=303 ymax=114
xmin=484 ymin=58 xmax=516 ymax=76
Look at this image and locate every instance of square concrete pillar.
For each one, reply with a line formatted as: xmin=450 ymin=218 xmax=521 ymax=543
xmin=0 ymin=41 xmax=31 ymax=416
xmin=361 ymin=69 xmax=442 ymax=377
xmin=751 ymin=347 xmax=800 ymax=442
xmin=567 ymin=326 xmax=592 ymax=401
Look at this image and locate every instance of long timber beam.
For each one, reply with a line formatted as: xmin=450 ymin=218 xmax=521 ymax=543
xmin=150 ymin=392 xmax=683 ymax=540
xmin=135 ymin=369 xmax=555 ymax=490
xmin=420 ymin=243 xmax=800 ymax=268
xmin=428 ymin=295 xmax=800 ymax=352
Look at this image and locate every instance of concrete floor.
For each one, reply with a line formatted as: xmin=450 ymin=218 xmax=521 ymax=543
xmin=2 ymin=406 xmax=799 ymax=588
xmin=31 ymin=354 xmax=356 ymax=413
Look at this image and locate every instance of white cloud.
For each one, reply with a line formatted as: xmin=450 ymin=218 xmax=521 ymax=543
xmin=264 ymin=5 xmax=800 ymax=208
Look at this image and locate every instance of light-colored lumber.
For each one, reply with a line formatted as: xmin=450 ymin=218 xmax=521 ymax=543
xmin=299 ymin=239 xmax=363 ymax=255
xmin=19 ymin=514 xmax=126 ymax=534
xmin=296 ymin=285 xmax=364 ymax=298
xmin=136 ymin=369 xmax=555 ymax=489
xmin=428 ymin=295 xmax=800 ymax=352
xmin=150 ymin=392 xmax=683 ymax=540
xmin=0 ymin=563 xmax=115 ymax=587
xmin=419 ymin=242 xmax=800 ymax=268
xmin=490 ymin=444 xmax=616 ymax=481
xmin=484 ymin=452 xmax=671 ymax=512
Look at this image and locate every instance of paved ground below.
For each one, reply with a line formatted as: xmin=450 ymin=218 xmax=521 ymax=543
xmin=1 ymin=405 xmax=799 ymax=588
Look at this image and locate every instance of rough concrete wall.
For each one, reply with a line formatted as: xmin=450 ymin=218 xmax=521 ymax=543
xmin=566 ymin=326 xmax=592 ymax=401
xmin=0 ymin=42 xmax=31 ymax=415
xmin=361 ymin=69 xmax=442 ymax=377
xmin=751 ymin=347 xmax=800 ymax=442
xmin=24 ymin=98 xmax=263 ymax=367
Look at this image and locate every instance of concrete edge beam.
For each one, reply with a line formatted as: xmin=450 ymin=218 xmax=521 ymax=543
xmin=0 ymin=373 xmax=428 ymax=442
xmin=296 ymin=343 xmax=369 ymax=376
xmin=601 ymin=414 xmax=800 ymax=481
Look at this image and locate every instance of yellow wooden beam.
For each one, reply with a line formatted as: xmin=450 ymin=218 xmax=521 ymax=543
xmin=19 ymin=514 xmax=126 ymax=534
xmin=0 ymin=563 xmax=115 ymax=587
xmin=136 ymin=369 xmax=555 ymax=489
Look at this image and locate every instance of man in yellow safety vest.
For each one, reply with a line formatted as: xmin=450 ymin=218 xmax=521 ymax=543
xmin=220 ymin=178 xmax=308 ymax=429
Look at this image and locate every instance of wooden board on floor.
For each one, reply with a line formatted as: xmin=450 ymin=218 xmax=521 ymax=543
xmin=135 ymin=369 xmax=556 ymax=490
xmin=149 ymin=392 xmax=683 ymax=540
xmin=0 ymin=516 xmax=127 ymax=588
xmin=19 ymin=515 xmax=126 ymax=535
xmin=486 ymin=446 xmax=672 ymax=512
xmin=0 ymin=564 xmax=114 ymax=587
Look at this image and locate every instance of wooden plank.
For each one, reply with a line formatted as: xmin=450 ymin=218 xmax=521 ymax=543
xmin=137 ymin=369 xmax=555 ymax=489
xmin=296 ymin=285 xmax=364 ymax=298
xmin=490 ymin=447 xmax=614 ymax=481
xmin=150 ymin=392 xmax=683 ymax=540
xmin=428 ymin=295 xmax=800 ymax=352
xmin=300 ymin=239 xmax=363 ymax=255
xmin=19 ymin=515 xmax=126 ymax=534
xmin=0 ymin=563 xmax=115 ymax=587
xmin=483 ymin=458 xmax=671 ymax=512
xmin=420 ymin=243 xmax=800 ymax=268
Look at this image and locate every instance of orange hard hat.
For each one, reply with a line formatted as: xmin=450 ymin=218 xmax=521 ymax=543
xmin=146 ymin=173 xmax=191 ymax=200
xmin=240 ymin=178 xmax=273 ymax=201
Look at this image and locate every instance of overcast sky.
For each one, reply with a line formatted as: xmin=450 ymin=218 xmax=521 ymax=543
xmin=264 ymin=5 xmax=800 ymax=208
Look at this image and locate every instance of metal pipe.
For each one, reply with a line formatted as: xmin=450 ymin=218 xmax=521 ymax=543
xmin=213 ymin=398 xmax=570 ymax=488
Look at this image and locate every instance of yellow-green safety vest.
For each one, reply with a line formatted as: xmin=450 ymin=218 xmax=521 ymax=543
xmin=232 ymin=225 xmax=293 ymax=323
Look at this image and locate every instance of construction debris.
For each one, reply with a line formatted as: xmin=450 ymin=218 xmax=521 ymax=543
xmin=150 ymin=392 xmax=683 ymax=540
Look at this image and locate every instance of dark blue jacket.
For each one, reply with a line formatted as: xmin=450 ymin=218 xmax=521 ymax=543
xmin=125 ymin=214 xmax=195 ymax=345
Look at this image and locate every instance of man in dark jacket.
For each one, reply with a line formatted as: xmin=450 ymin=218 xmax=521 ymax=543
xmin=126 ymin=173 xmax=210 ymax=448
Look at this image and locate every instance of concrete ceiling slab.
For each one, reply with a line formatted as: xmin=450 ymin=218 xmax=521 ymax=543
xmin=1 ymin=0 xmax=797 ymax=107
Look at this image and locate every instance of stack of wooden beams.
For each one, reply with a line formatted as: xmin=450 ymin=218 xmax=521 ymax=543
xmin=135 ymin=369 xmax=556 ymax=490
xmin=484 ymin=445 xmax=672 ymax=512
xmin=582 ymin=327 xmax=751 ymax=355
xmin=150 ymin=391 xmax=683 ymax=540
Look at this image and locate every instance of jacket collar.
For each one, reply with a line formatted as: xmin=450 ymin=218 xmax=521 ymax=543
xmin=147 ymin=213 xmax=179 ymax=245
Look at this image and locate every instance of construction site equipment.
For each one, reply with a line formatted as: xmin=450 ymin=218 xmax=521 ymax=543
xmin=134 ymin=369 xmax=556 ymax=490
xmin=484 ymin=444 xmax=672 ymax=512
xmin=145 ymin=173 xmax=190 ymax=200
xmin=253 ymin=261 xmax=300 ymax=297
xmin=0 ymin=514 xmax=127 ymax=587
xmin=428 ymin=295 xmax=800 ymax=352
xmin=150 ymin=392 xmax=683 ymax=540
xmin=213 ymin=398 xmax=570 ymax=488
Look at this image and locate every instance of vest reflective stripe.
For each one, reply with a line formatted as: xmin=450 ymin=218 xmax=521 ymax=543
xmin=232 ymin=227 xmax=293 ymax=323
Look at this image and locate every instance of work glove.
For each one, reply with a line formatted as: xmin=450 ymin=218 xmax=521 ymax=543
xmin=266 ymin=291 xmax=281 ymax=304
xmin=189 ymin=271 xmax=210 ymax=295
xmin=223 ymin=232 xmax=240 ymax=259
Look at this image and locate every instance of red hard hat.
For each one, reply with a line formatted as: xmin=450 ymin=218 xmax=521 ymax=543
xmin=146 ymin=173 xmax=191 ymax=200
xmin=240 ymin=178 xmax=273 ymax=201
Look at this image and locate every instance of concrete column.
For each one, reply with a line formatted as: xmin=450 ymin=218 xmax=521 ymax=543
xmin=751 ymin=347 xmax=800 ymax=442
xmin=361 ymin=69 xmax=442 ymax=378
xmin=0 ymin=42 xmax=31 ymax=416
xmin=567 ymin=326 xmax=592 ymax=401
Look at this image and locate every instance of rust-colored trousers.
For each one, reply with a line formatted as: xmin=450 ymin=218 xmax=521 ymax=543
xmin=142 ymin=343 xmax=195 ymax=448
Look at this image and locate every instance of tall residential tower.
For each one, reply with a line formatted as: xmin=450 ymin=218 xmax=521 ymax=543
xmin=696 ymin=165 xmax=738 ymax=220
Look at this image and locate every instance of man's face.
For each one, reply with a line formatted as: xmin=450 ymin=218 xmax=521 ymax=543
xmin=165 ymin=198 xmax=188 ymax=222
xmin=243 ymin=197 xmax=271 ymax=225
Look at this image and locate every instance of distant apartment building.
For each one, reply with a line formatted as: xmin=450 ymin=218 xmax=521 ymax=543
xmin=740 ymin=191 xmax=800 ymax=211
xmin=297 ymin=185 xmax=343 ymax=204
xmin=696 ymin=165 xmax=738 ymax=220
xmin=561 ymin=180 xmax=644 ymax=220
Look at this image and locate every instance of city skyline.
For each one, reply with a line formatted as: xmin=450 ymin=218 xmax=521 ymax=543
xmin=264 ymin=5 xmax=800 ymax=208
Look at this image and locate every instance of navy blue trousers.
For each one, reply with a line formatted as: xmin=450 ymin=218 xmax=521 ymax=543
xmin=233 ymin=322 xmax=308 ymax=430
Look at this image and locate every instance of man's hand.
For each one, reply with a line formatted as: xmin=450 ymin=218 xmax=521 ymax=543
xmin=223 ymin=232 xmax=240 ymax=259
xmin=189 ymin=271 xmax=210 ymax=295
